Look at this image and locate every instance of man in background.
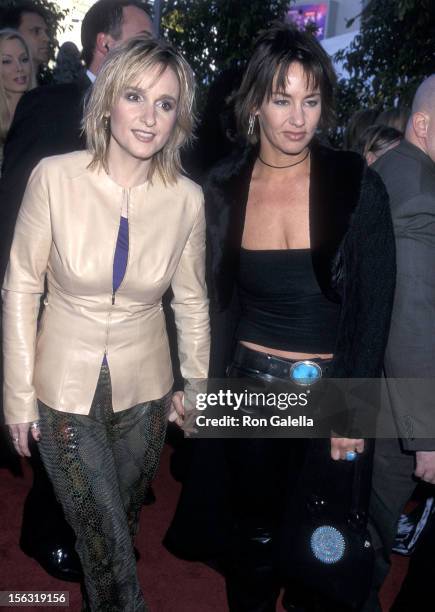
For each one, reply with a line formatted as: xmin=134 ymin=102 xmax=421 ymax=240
xmin=365 ymin=74 xmax=435 ymax=611
xmin=0 ymin=2 xmax=51 ymax=75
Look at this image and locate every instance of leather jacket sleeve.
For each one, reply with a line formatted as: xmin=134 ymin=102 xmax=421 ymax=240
xmin=2 ymin=160 xmax=51 ymax=424
xmin=170 ymin=194 xmax=210 ymax=389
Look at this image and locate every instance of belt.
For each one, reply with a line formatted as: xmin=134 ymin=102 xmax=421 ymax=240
xmin=231 ymin=344 xmax=332 ymax=385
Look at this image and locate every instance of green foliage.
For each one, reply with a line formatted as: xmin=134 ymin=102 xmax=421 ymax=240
xmin=161 ymin=0 xmax=292 ymax=105
xmin=334 ymin=0 xmax=435 ymax=140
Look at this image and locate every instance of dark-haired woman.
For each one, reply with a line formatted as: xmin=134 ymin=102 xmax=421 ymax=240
xmin=166 ymin=23 xmax=395 ymax=611
xmin=360 ymin=124 xmax=402 ymax=166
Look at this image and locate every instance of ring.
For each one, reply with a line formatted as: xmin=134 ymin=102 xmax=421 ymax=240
xmin=12 ymin=436 xmax=19 ymax=443
xmin=345 ymin=450 xmax=357 ymax=461
xmin=30 ymin=421 xmax=40 ymax=430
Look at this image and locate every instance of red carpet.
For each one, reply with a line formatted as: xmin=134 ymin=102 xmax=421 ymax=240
xmin=0 ymin=443 xmax=405 ymax=611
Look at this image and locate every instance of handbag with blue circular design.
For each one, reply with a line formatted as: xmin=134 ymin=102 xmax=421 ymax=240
xmin=279 ymin=439 xmax=374 ymax=609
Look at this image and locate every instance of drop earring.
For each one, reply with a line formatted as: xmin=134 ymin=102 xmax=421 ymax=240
xmin=247 ymin=114 xmax=256 ymax=136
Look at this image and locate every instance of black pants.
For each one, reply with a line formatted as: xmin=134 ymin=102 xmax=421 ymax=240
xmin=225 ymin=359 xmax=312 ymax=612
xmin=225 ymin=435 xmax=308 ymax=612
xmin=361 ymin=437 xmax=416 ymax=612
xmin=224 ymin=350 xmax=354 ymax=612
xmin=38 ymin=366 xmax=170 ymax=612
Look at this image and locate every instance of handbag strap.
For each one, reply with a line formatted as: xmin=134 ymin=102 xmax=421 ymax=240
xmin=349 ymin=441 xmax=372 ymax=524
xmin=350 ymin=454 xmax=362 ymax=519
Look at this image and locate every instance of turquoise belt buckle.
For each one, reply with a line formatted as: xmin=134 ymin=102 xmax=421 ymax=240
xmin=289 ymin=360 xmax=322 ymax=386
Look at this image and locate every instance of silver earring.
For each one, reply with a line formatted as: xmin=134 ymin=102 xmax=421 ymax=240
xmin=247 ymin=114 xmax=255 ymax=136
xmin=103 ymin=116 xmax=110 ymax=133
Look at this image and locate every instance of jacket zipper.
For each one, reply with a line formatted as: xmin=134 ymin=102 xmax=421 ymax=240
xmin=105 ymin=188 xmax=130 ymax=356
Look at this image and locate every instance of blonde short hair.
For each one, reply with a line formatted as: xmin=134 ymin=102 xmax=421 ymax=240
xmin=83 ymin=34 xmax=195 ymax=184
xmin=0 ymin=29 xmax=36 ymax=144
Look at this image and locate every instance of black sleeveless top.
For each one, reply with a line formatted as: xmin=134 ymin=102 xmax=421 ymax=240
xmin=236 ymin=248 xmax=341 ymax=353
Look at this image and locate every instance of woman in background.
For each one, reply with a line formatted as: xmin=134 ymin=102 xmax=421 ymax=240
xmin=360 ymin=124 xmax=402 ymax=165
xmin=0 ymin=29 xmax=35 ymax=169
xmin=343 ymin=107 xmax=379 ymax=153
xmin=3 ymin=35 xmax=209 ymax=611
xmin=375 ymin=106 xmax=410 ymax=134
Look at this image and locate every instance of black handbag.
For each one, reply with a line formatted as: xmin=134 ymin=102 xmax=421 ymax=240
xmin=279 ymin=439 xmax=374 ymax=610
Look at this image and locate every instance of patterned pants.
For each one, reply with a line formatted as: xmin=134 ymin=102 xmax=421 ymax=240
xmin=38 ymin=366 xmax=170 ymax=612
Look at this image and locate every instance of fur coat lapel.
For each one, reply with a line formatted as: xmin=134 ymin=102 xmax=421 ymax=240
xmin=204 ymin=140 xmax=365 ymax=310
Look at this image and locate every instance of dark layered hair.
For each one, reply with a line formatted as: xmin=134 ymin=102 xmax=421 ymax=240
xmin=235 ymin=23 xmax=336 ymax=143
xmin=360 ymin=124 xmax=402 ymax=158
xmin=343 ymin=108 xmax=380 ymax=152
xmin=0 ymin=2 xmax=48 ymax=30
xmin=375 ymin=106 xmax=410 ymax=134
xmin=81 ymin=0 xmax=152 ymax=68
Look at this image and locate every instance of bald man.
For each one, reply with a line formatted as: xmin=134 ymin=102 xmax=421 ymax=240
xmin=362 ymin=76 xmax=435 ymax=611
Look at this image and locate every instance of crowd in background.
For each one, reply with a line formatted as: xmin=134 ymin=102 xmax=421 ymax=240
xmin=0 ymin=2 xmax=412 ymax=176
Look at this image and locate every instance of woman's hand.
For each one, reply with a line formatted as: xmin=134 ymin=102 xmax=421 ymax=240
xmin=168 ymin=390 xmax=198 ymax=436
xmin=330 ymin=437 xmax=364 ymax=461
xmin=8 ymin=421 xmax=40 ymax=457
xmin=168 ymin=391 xmax=185 ymax=427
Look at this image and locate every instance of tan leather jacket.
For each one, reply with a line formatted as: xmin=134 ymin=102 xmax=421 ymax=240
xmin=2 ymin=150 xmax=210 ymax=424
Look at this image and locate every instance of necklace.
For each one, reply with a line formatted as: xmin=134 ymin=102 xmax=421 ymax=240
xmin=258 ymin=149 xmax=309 ymax=169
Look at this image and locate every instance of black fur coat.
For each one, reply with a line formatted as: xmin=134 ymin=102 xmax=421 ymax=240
xmin=206 ymin=140 xmax=395 ymax=381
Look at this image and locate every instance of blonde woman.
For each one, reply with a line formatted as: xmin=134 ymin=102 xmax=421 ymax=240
xmin=0 ymin=29 xmax=35 ymax=168
xmin=3 ymin=35 xmax=209 ymax=611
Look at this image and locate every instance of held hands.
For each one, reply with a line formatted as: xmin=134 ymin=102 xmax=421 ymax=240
xmin=168 ymin=390 xmax=198 ymax=436
xmin=168 ymin=391 xmax=185 ymax=427
xmin=330 ymin=437 xmax=365 ymax=461
xmin=415 ymin=451 xmax=435 ymax=484
xmin=8 ymin=421 xmax=40 ymax=457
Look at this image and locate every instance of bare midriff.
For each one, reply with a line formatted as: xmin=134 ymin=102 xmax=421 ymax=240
xmin=240 ymin=340 xmax=333 ymax=361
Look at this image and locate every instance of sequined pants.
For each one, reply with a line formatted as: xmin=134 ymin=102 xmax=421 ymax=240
xmin=38 ymin=366 xmax=170 ymax=612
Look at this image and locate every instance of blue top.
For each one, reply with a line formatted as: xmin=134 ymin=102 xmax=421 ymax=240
xmin=113 ymin=216 xmax=129 ymax=293
xmin=103 ymin=216 xmax=129 ymax=365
